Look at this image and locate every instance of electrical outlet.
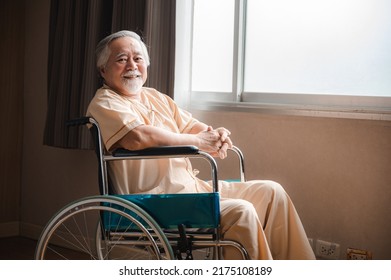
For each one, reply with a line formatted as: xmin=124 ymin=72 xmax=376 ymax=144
xmin=347 ymin=248 xmax=372 ymax=260
xmin=315 ymin=240 xmax=340 ymax=259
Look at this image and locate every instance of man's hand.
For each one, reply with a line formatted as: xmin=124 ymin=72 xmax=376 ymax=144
xmin=214 ymin=127 xmax=233 ymax=159
xmin=196 ymin=126 xmax=233 ymax=159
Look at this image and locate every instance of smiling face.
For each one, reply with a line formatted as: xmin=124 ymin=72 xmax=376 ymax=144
xmin=100 ymin=36 xmax=148 ymax=98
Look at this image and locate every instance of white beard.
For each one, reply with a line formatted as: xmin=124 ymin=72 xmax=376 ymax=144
xmin=122 ymin=78 xmax=143 ymax=93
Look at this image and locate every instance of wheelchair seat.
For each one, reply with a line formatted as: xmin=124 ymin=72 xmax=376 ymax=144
xmin=104 ymin=192 xmax=220 ymax=230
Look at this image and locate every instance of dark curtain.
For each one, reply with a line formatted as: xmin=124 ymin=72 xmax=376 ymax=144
xmin=144 ymin=0 xmax=176 ymax=97
xmin=43 ymin=0 xmax=176 ymax=149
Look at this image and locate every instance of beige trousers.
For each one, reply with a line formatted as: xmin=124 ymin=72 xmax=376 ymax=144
xmin=217 ymin=180 xmax=315 ymax=260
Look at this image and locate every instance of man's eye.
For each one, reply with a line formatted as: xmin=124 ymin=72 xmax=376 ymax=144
xmin=118 ymin=58 xmax=127 ymax=63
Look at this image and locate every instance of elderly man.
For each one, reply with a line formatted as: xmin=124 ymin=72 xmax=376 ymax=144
xmin=87 ymin=30 xmax=315 ymax=260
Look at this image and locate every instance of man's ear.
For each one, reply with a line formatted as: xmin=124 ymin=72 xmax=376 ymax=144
xmin=99 ymin=67 xmax=107 ymax=81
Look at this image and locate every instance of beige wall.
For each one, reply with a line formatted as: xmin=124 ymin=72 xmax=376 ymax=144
xmin=1 ymin=0 xmax=390 ymax=259
xmin=191 ymin=110 xmax=391 ymax=259
xmin=0 ymin=0 xmax=24 ymax=236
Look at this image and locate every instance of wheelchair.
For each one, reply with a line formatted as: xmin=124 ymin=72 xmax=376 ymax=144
xmin=34 ymin=117 xmax=249 ymax=260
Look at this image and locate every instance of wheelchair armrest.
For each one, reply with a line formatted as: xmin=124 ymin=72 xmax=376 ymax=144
xmin=66 ymin=117 xmax=91 ymax=126
xmin=112 ymin=146 xmax=200 ymax=157
xmin=109 ymin=145 xmax=219 ymax=192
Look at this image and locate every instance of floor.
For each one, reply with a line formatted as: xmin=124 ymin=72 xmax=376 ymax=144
xmin=0 ymin=236 xmax=37 ymax=260
xmin=0 ymin=236 xmax=91 ymax=260
xmin=0 ymin=236 xmax=211 ymax=260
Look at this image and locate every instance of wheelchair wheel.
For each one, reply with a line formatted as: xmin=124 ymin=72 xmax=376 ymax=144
xmin=35 ymin=195 xmax=174 ymax=260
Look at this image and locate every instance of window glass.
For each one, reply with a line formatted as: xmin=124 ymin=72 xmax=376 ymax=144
xmin=192 ymin=0 xmax=235 ymax=92
xmin=244 ymin=0 xmax=391 ymax=97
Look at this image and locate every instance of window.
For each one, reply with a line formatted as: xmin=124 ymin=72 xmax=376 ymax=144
xmin=244 ymin=0 xmax=391 ymax=97
xmin=192 ymin=0 xmax=235 ymax=92
xmin=176 ymin=0 xmax=391 ymax=119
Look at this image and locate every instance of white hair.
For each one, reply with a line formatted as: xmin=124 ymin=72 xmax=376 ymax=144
xmin=95 ymin=30 xmax=150 ymax=72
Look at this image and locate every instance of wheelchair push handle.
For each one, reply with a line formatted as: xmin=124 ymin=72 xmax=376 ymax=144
xmin=66 ymin=117 xmax=91 ymax=127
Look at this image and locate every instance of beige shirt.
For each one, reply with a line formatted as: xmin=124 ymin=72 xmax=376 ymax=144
xmin=86 ymin=86 xmax=212 ymax=195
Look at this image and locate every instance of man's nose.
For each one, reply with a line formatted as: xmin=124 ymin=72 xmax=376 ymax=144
xmin=126 ymin=59 xmax=137 ymax=70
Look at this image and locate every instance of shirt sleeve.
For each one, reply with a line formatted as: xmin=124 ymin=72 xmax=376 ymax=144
xmin=86 ymin=88 xmax=144 ymax=151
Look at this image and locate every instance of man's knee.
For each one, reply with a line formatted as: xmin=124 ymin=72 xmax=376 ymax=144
xmin=253 ymin=180 xmax=287 ymax=203
xmin=262 ymin=180 xmax=285 ymax=193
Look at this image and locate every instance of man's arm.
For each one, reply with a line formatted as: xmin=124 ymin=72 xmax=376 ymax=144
xmin=114 ymin=119 xmax=234 ymax=159
xmin=115 ymin=124 xmax=222 ymax=153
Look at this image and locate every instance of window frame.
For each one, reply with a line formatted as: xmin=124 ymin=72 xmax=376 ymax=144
xmin=177 ymin=0 xmax=391 ymax=121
